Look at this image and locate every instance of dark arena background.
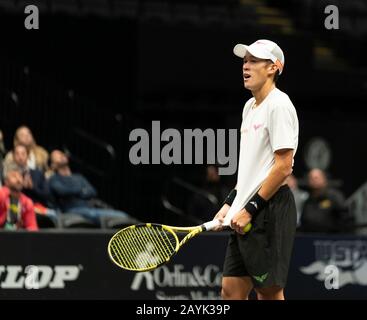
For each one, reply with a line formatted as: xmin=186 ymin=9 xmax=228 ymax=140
xmin=0 ymin=0 xmax=367 ymax=303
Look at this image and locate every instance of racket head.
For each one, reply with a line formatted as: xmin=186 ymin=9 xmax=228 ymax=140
xmin=108 ymin=223 xmax=179 ymax=272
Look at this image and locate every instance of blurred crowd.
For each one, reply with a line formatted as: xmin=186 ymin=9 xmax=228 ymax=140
xmin=0 ymin=126 xmax=135 ymax=231
xmin=0 ymin=126 xmax=355 ymax=234
xmin=287 ymin=170 xmax=354 ymax=233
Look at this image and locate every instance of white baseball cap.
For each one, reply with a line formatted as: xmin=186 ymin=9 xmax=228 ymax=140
xmin=233 ymin=39 xmax=285 ymax=75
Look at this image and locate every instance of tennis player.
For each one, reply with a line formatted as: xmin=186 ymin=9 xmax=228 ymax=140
xmin=213 ymin=40 xmax=299 ymax=300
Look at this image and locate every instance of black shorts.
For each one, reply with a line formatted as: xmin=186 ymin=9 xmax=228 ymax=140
xmin=222 ymin=185 xmax=297 ymax=288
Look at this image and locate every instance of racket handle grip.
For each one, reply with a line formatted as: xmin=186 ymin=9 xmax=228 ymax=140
xmin=203 ymin=219 xmax=221 ymax=231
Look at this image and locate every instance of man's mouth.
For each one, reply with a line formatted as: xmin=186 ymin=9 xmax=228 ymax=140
xmin=244 ymin=74 xmax=251 ymax=80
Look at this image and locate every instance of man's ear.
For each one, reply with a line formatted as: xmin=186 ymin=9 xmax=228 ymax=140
xmin=268 ymin=62 xmax=278 ymax=75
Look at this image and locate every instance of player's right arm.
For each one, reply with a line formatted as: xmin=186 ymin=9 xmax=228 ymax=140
xmin=212 ymin=203 xmax=231 ymax=231
xmin=212 ymin=185 xmax=237 ymax=231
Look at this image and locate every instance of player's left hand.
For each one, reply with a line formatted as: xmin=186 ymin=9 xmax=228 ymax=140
xmin=231 ymin=209 xmax=252 ymax=234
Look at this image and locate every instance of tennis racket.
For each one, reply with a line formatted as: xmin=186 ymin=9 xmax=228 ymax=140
xmin=107 ymin=219 xmax=252 ymax=272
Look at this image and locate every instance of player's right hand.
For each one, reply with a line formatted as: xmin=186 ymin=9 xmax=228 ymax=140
xmin=212 ymin=204 xmax=230 ymax=231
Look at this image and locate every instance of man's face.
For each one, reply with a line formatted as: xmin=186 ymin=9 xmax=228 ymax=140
xmin=51 ymin=150 xmax=69 ymax=169
xmin=308 ymin=169 xmax=327 ymax=191
xmin=13 ymin=145 xmax=28 ymax=167
xmin=5 ymin=171 xmax=24 ymax=192
xmin=242 ymin=53 xmax=273 ymax=91
xmin=206 ymin=166 xmax=219 ymax=183
xmin=17 ymin=127 xmax=34 ymax=147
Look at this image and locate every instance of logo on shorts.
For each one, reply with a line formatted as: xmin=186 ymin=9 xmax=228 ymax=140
xmin=253 ymin=273 xmax=268 ymax=283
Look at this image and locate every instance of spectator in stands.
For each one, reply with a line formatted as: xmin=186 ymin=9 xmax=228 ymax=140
xmin=0 ymin=165 xmax=38 ymax=231
xmin=48 ymin=149 xmax=131 ymax=226
xmin=9 ymin=145 xmax=50 ymax=204
xmin=187 ymin=165 xmax=230 ymax=222
xmin=300 ymin=168 xmax=352 ymax=233
xmin=286 ymin=174 xmax=309 ymax=227
xmin=0 ymin=129 xmax=6 ymax=187
xmin=8 ymin=144 xmax=58 ymax=225
xmin=4 ymin=126 xmax=49 ymax=172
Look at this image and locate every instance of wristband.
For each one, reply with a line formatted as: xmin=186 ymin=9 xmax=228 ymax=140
xmin=244 ymin=192 xmax=267 ymax=218
xmin=223 ymin=189 xmax=237 ymax=206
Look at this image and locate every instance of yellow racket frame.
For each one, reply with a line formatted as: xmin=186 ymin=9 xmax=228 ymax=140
xmin=107 ymin=223 xmax=204 ymax=272
xmin=108 ymin=220 xmax=251 ymax=272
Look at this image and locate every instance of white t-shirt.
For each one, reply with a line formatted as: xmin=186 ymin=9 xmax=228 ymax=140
xmin=223 ymin=87 xmax=299 ymax=226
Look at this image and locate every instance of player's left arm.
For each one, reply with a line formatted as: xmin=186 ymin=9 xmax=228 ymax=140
xmin=259 ymin=101 xmax=297 ymax=200
xmin=258 ymin=148 xmax=294 ymax=200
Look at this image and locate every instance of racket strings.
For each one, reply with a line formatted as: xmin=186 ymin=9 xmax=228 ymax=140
xmin=133 ymin=227 xmax=176 ymax=269
xmin=109 ymin=225 xmax=177 ymax=270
